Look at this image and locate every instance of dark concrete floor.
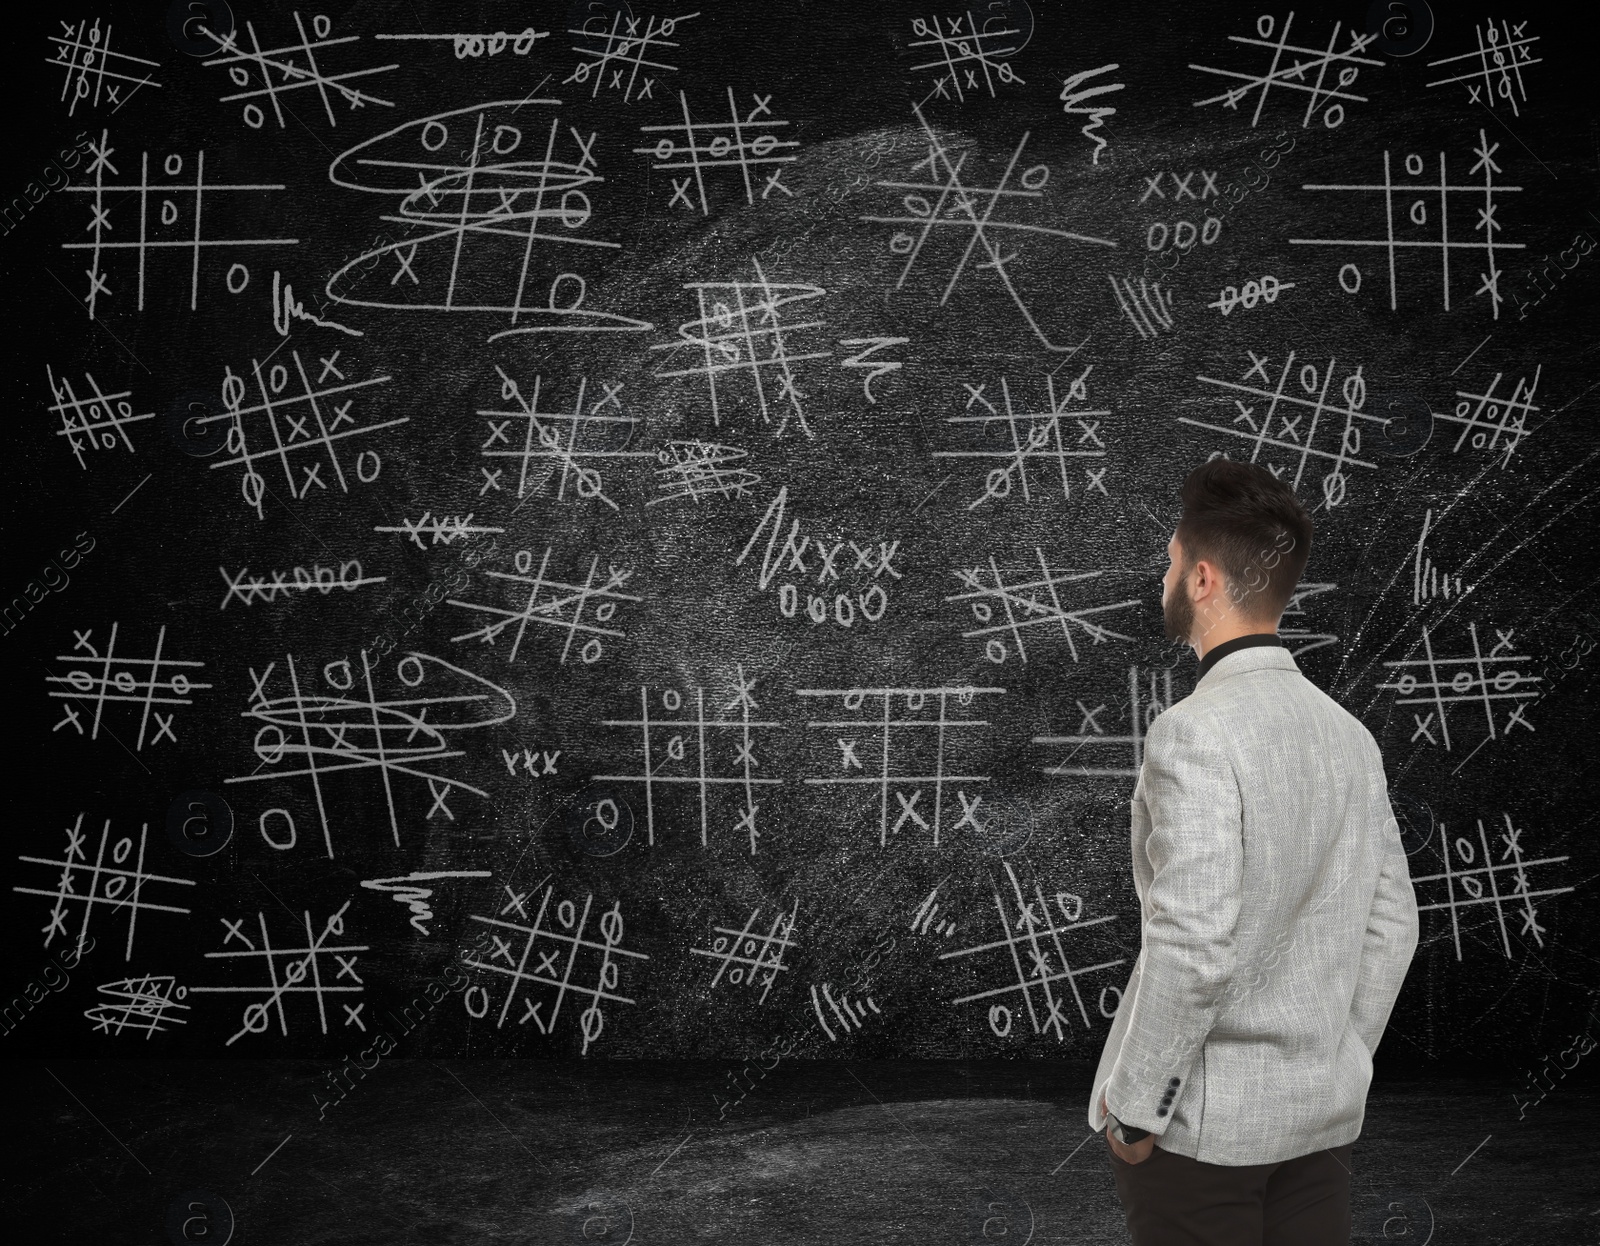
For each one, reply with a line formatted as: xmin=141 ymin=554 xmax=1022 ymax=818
xmin=8 ymin=1060 xmax=1598 ymax=1244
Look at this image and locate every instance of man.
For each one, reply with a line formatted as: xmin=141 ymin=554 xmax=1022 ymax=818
xmin=1088 ymin=459 xmax=1420 ymax=1246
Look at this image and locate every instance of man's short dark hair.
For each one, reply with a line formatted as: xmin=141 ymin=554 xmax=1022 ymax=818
xmin=1175 ymin=458 xmax=1313 ymax=624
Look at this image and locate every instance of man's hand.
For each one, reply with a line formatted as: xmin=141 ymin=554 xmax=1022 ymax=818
xmin=1103 ymin=1094 xmax=1157 ymax=1165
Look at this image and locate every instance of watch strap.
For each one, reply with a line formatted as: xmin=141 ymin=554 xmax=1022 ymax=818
xmin=1110 ymin=1113 xmax=1151 ymax=1144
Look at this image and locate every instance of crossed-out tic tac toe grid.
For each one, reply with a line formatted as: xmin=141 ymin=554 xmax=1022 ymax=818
xmin=635 ymin=88 xmax=798 ymax=214
xmin=46 ymin=623 xmax=209 ymax=750
xmin=650 ymin=258 xmax=830 ymax=440
xmin=447 ymin=545 xmax=642 ymax=666
xmin=190 ymin=900 xmax=370 ymax=1046
xmin=477 ymin=365 xmax=647 ymax=509
xmin=933 ymin=367 xmax=1113 ymax=510
xmin=199 ymin=11 xmax=397 ymax=131
xmin=1377 ymin=622 xmax=1540 ymax=751
xmin=48 ymin=18 xmax=161 ymax=116
xmin=690 ymin=899 xmax=799 ymax=1004
xmin=649 ymin=439 xmax=762 ymax=507
xmin=906 ymin=12 xmax=1026 ymax=101
xmin=323 ymin=101 xmax=654 ymax=341
xmin=860 ymin=102 xmax=1116 ymax=353
xmin=85 ymin=976 xmax=191 ymax=1037
xmin=564 ymin=9 xmax=699 ymax=102
xmin=945 ymin=555 xmax=1140 ymax=666
xmin=227 ymin=650 xmax=515 ymax=858
xmin=1433 ymin=366 xmax=1542 ymax=469
xmin=1424 ymin=19 xmax=1541 ymax=116
xmin=197 ymin=348 xmax=403 ymax=519
xmin=1189 ymin=348 xmax=1385 ymax=507
xmin=1189 ymin=12 xmax=1382 ymax=129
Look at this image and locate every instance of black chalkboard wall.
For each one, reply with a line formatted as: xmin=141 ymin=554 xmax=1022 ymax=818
xmin=4 ymin=0 xmax=1596 ymax=1070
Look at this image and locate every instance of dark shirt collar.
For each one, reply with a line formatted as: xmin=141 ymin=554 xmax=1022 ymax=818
xmin=1195 ymin=632 xmax=1284 ymax=682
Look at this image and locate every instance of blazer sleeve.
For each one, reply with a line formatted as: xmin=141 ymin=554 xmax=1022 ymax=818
xmin=1102 ymin=708 xmax=1243 ymax=1136
xmin=1348 ymin=741 xmax=1421 ymax=1060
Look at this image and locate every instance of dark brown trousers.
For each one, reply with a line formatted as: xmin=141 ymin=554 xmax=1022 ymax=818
xmin=1109 ymin=1138 xmax=1354 ymax=1246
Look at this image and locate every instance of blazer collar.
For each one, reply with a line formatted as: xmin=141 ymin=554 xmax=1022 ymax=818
xmin=1193 ymin=643 xmax=1301 ymax=693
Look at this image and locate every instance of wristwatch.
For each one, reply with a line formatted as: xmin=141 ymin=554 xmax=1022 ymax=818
xmin=1108 ymin=1112 xmax=1151 ymax=1145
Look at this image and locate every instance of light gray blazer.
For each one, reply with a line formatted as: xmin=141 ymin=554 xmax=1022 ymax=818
xmin=1087 ymin=643 xmax=1420 ymax=1166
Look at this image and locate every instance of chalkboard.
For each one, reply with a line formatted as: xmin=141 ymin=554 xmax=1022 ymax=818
xmin=5 ymin=0 xmax=1597 ymax=1076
